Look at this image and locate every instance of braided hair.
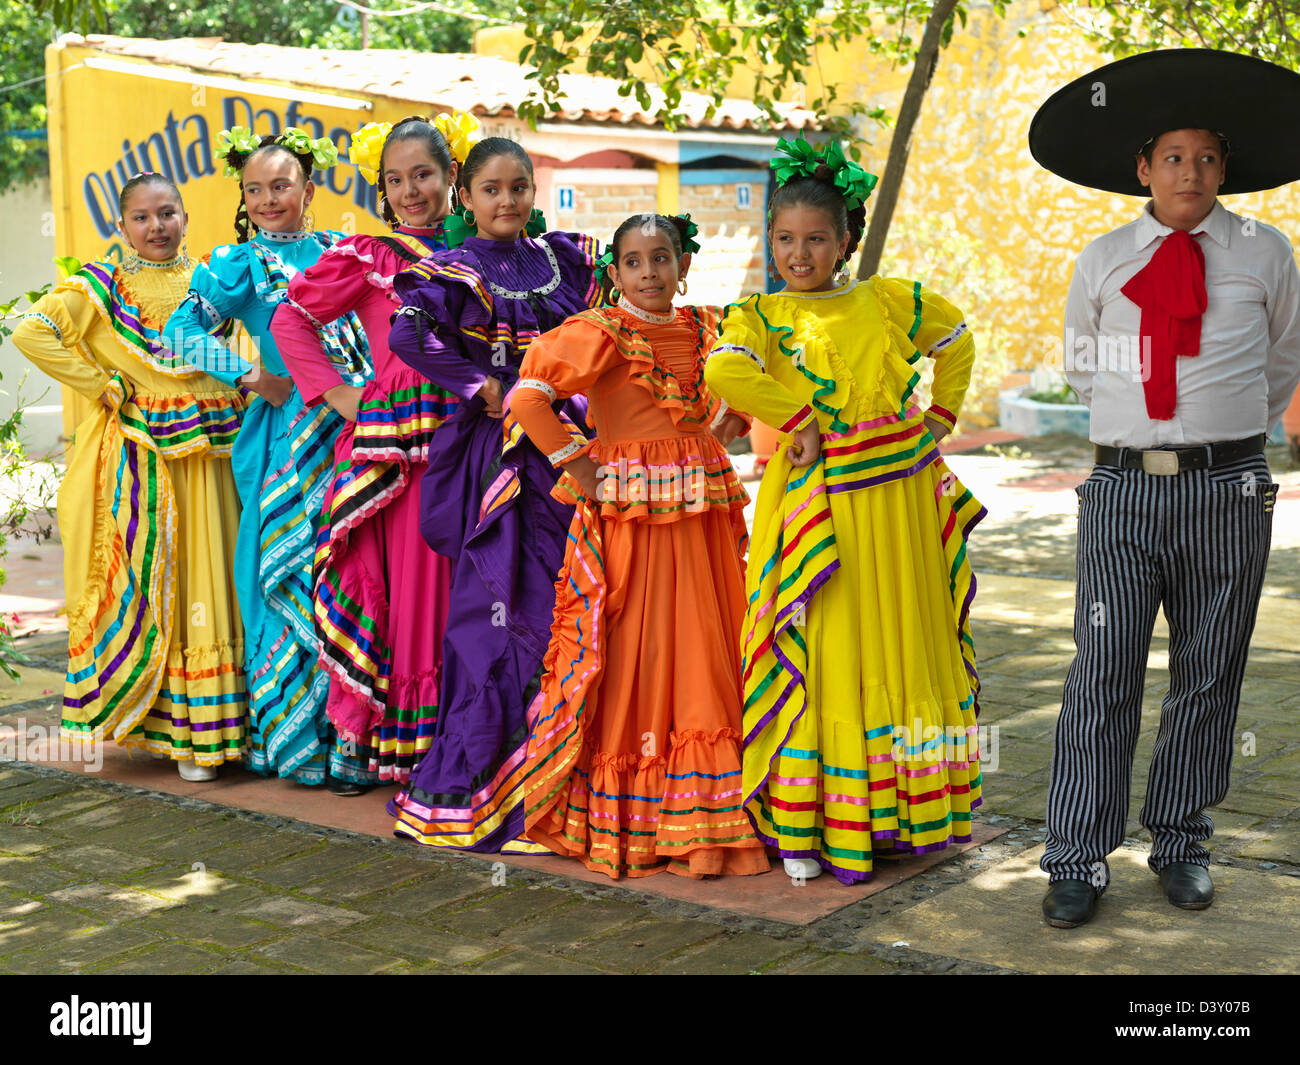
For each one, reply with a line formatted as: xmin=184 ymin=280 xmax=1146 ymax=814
xmin=376 ymin=116 xmax=455 ymax=227
xmin=768 ymin=162 xmax=866 ymax=264
xmin=217 ymin=137 xmax=315 ymax=243
xmin=602 ymin=213 xmax=693 ymax=302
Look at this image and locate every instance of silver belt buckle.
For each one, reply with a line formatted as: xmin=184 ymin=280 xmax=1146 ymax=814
xmin=1141 ymin=450 xmax=1180 ymax=476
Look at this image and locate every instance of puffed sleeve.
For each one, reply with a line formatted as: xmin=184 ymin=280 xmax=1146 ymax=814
xmin=877 ymin=277 xmax=976 ymax=435
xmin=389 ymin=266 xmax=490 ymax=401
xmin=704 ymin=298 xmax=817 ymax=434
xmin=162 ymin=244 xmax=257 ymax=387
xmin=513 ymin=317 xmax=622 ymax=464
xmin=272 ymin=238 xmax=375 ymax=406
xmin=11 ymin=282 xmax=112 ymax=400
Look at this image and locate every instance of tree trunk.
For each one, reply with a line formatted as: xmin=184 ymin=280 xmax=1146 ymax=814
xmin=856 ymin=0 xmax=959 ymax=278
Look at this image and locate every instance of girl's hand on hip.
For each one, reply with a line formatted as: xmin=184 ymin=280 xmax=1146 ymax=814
xmin=565 ymin=454 xmax=601 ymax=500
xmin=240 ymin=367 xmax=294 ymax=408
xmin=787 ymin=420 xmax=821 ymax=467
xmin=923 ymin=413 xmax=950 ymax=444
xmin=711 ymin=412 xmax=748 ymax=448
xmin=477 ymin=376 xmax=504 ymax=419
xmin=324 ymin=384 xmax=364 ymax=423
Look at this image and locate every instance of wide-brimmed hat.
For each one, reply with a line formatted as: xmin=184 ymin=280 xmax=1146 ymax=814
xmin=1028 ymin=48 xmax=1300 ymax=196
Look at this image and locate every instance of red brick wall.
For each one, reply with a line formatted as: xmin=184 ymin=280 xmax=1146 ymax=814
xmin=546 ymin=174 xmax=768 ymax=308
xmin=680 ymin=182 xmax=768 ymax=308
xmin=551 ymin=180 xmax=658 ymax=245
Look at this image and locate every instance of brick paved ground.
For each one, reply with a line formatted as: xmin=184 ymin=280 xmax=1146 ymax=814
xmin=2 ymin=438 xmax=1297 ymax=975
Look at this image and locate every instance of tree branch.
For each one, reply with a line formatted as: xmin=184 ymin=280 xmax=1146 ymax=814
xmin=856 ymin=0 xmax=958 ymax=278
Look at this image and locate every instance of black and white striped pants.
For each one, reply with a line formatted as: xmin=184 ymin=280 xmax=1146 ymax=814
xmin=1042 ymin=453 xmax=1277 ymax=891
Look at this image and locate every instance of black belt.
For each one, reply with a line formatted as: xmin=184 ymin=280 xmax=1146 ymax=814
xmin=1094 ymin=434 xmax=1266 ymax=475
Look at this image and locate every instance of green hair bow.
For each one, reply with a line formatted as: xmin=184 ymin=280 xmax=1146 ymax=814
xmin=441 ymin=206 xmax=549 ymax=250
xmin=214 ymin=125 xmax=339 ymax=178
xmin=214 ymin=126 xmax=261 ymax=177
xmin=278 ymin=127 xmax=340 ymax=170
xmin=770 ymin=135 xmax=878 ymax=210
xmin=676 ymin=213 xmax=701 ymax=255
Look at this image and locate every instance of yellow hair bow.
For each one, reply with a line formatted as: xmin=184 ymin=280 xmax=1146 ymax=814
xmin=434 ymin=111 xmax=482 ymax=165
xmin=348 ymin=121 xmax=393 ymax=185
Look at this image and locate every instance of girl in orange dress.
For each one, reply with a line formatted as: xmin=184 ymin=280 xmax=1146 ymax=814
xmin=511 ymin=213 xmax=769 ymax=879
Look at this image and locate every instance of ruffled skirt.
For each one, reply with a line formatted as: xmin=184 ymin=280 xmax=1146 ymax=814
xmin=389 ymin=401 xmax=580 ymax=852
xmin=314 ymin=417 xmax=452 ymax=783
xmin=231 ymin=396 xmax=357 ymax=784
xmin=58 ymin=402 xmax=246 ymax=765
xmin=741 ymin=444 xmax=986 ymax=884
xmin=523 ymin=499 xmax=769 ymax=878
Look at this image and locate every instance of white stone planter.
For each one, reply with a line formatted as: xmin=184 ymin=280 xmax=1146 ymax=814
xmin=998 ymin=386 xmax=1090 ymax=437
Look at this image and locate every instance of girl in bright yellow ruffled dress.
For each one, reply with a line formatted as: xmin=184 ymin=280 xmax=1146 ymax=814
xmin=704 ymin=137 xmax=987 ymax=885
xmin=13 ymin=174 xmax=247 ymax=779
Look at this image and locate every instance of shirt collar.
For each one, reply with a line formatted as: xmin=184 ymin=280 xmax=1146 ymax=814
xmin=1134 ymin=200 xmax=1231 ymax=251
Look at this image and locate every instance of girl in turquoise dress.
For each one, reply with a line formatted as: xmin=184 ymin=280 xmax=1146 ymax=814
xmin=162 ymin=127 xmax=372 ymax=788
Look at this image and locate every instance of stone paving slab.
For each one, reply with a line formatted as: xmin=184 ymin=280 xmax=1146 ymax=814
xmin=341 ymin=916 xmax=500 ymax=966
xmin=8 ymin=924 xmax=165 ymax=974
xmin=251 ymin=932 xmax=402 ymax=975
xmin=867 ymin=844 xmax=1300 ymax=975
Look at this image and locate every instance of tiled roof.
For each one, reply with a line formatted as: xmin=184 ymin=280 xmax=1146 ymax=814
xmin=75 ymin=35 xmax=819 ymax=132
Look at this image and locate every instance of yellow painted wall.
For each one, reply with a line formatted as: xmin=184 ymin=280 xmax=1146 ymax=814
xmin=46 ymin=42 xmax=461 ymax=268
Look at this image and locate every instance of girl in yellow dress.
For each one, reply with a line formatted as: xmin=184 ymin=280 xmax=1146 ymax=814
xmin=13 ymin=174 xmax=246 ymax=781
xmin=704 ymin=137 xmax=986 ymax=884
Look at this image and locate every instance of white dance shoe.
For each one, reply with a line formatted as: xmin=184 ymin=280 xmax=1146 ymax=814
xmin=784 ymin=857 xmax=822 ymax=881
xmin=177 ymin=761 xmax=218 ymax=782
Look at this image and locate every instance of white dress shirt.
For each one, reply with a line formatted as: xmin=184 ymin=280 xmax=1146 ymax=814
xmin=1064 ymin=200 xmax=1300 ymax=448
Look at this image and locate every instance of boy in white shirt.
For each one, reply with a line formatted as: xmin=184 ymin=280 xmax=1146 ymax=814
xmin=1028 ymin=49 xmax=1300 ymax=928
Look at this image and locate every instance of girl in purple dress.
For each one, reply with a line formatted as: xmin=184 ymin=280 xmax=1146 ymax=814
xmin=387 ymin=137 xmax=601 ymax=852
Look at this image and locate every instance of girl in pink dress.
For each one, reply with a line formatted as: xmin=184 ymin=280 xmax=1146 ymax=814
xmin=271 ymin=113 xmax=478 ymax=793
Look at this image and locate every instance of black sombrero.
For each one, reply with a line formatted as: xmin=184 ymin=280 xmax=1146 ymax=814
xmin=1029 ymin=48 xmax=1300 ymax=196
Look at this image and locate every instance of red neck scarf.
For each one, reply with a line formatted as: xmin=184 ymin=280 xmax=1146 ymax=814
xmin=1120 ymin=227 xmax=1207 ymax=420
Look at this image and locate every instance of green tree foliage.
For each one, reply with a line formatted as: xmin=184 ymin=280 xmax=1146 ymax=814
xmin=1064 ymin=0 xmax=1300 ymax=65
xmin=100 ymin=0 xmax=474 ymax=52
xmin=0 ymin=6 xmax=54 ymax=193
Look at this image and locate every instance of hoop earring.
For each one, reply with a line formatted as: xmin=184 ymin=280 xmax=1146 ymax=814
xmin=677 ymin=278 xmax=688 ymax=295
xmin=463 ymin=209 xmax=476 ymax=227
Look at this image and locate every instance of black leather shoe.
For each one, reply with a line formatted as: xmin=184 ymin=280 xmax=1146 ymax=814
xmin=1042 ymin=879 xmax=1098 ymax=928
xmin=325 ymin=774 xmax=373 ymax=797
xmin=1158 ymin=862 xmax=1214 ymax=910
